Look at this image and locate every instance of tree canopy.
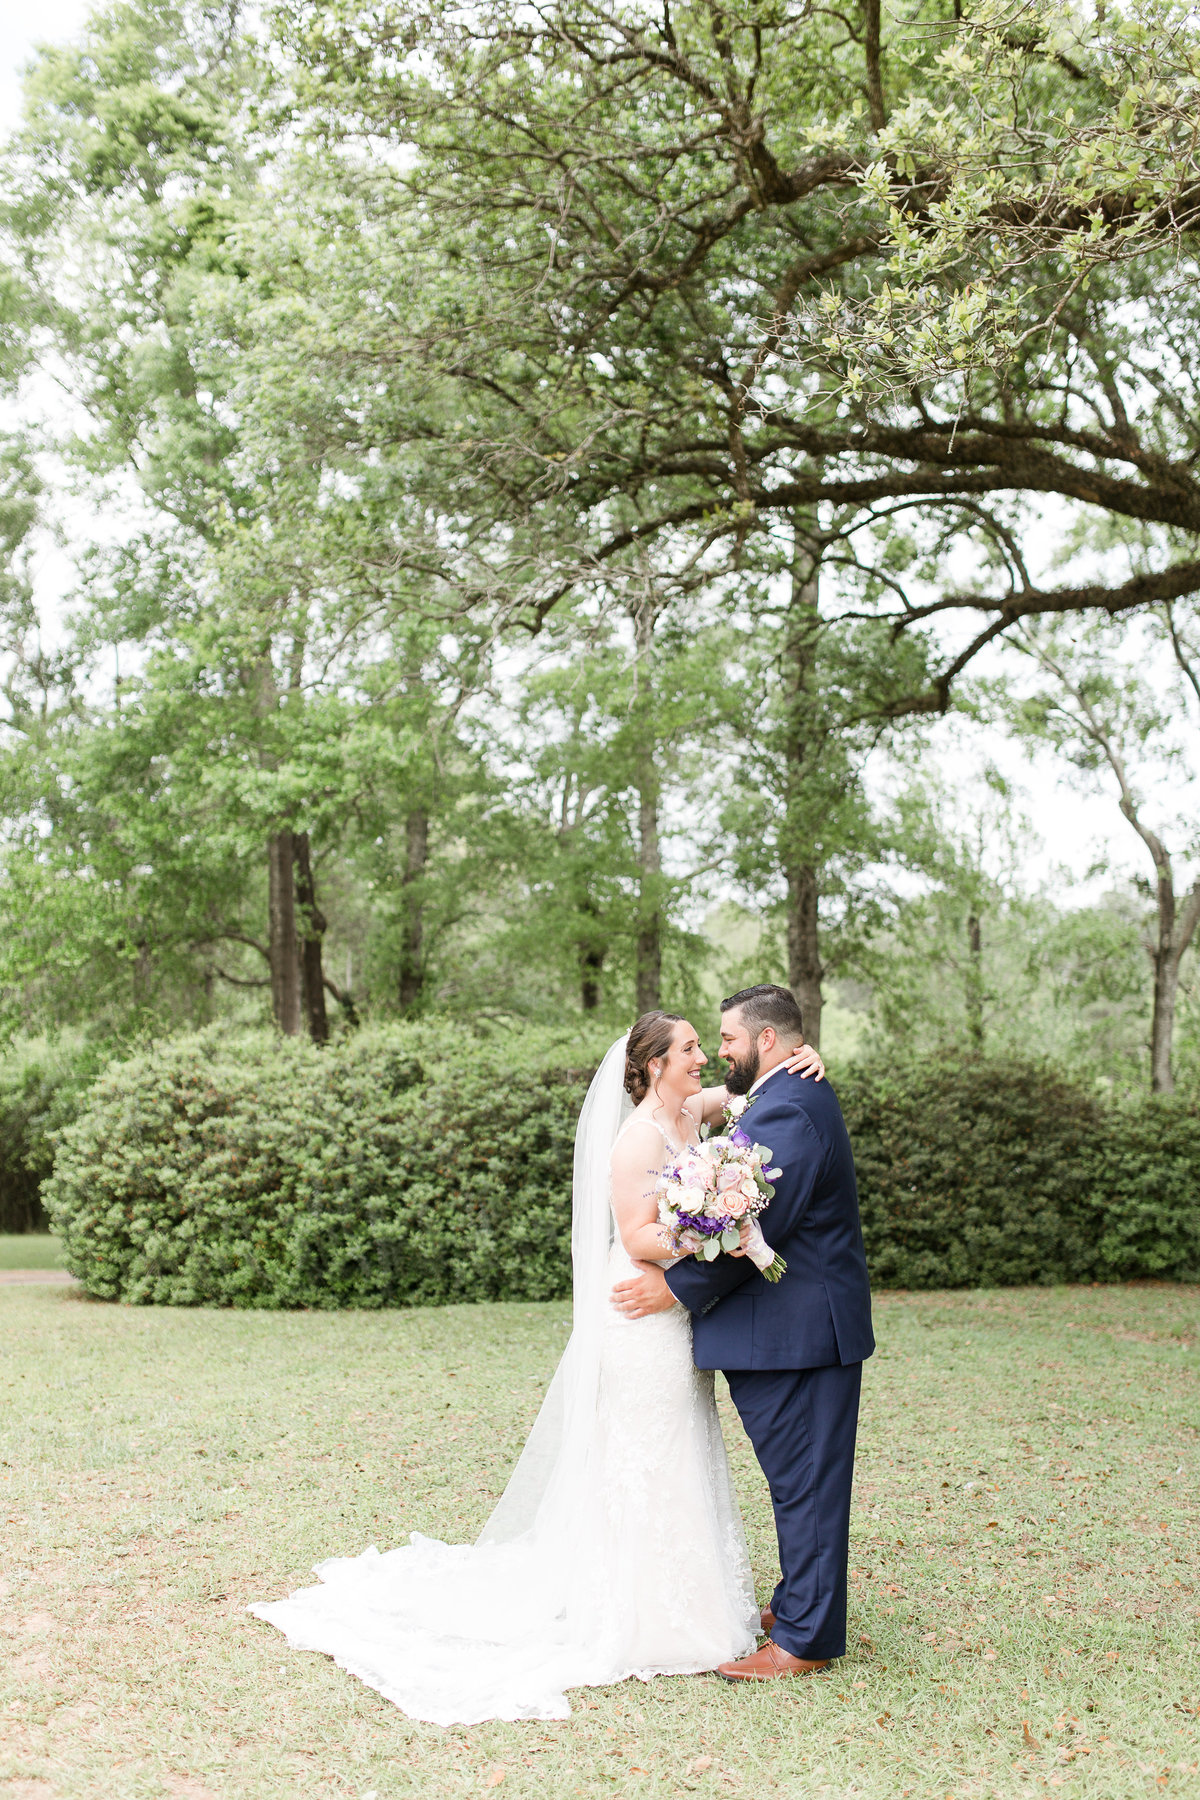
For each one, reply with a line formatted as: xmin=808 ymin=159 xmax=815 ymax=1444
xmin=1 ymin=0 xmax=1199 ymax=1089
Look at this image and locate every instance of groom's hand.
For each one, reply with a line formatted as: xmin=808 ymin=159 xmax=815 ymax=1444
xmin=610 ymin=1261 xmax=677 ymax=1319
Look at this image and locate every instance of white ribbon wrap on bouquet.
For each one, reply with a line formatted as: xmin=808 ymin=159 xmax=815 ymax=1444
xmin=742 ymin=1217 xmax=780 ymax=1274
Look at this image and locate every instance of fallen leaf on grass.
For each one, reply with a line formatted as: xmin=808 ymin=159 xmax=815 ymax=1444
xmin=689 ymin=1758 xmax=714 ymax=1773
xmin=484 ymin=1768 xmax=506 ymax=1787
xmin=1023 ymin=1722 xmax=1039 ymax=1750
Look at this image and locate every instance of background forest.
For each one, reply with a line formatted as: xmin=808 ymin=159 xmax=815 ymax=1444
xmin=4 ymin=0 xmax=1200 ymax=1253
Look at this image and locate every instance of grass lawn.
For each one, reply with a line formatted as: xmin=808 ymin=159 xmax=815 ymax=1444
xmin=0 ymin=1284 xmax=1196 ymax=1800
xmin=0 ymin=1234 xmax=63 ymax=1271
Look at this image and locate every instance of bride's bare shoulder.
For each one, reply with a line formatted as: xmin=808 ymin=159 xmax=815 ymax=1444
xmin=610 ymin=1113 xmax=661 ymax=1170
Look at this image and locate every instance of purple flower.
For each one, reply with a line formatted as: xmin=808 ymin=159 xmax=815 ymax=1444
xmin=728 ymin=1126 xmax=751 ymax=1148
xmin=675 ymin=1210 xmax=729 ymax=1238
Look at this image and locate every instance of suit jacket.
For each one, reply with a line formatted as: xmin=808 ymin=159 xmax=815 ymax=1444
xmin=664 ymin=1068 xmax=875 ymax=1370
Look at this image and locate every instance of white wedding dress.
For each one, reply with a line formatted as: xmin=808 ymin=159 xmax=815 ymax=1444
xmin=249 ymin=1039 xmax=757 ymax=1723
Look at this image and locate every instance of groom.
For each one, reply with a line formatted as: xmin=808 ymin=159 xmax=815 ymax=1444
xmin=611 ymin=983 xmax=874 ymax=1681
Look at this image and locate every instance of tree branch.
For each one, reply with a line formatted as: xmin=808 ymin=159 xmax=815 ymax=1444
xmin=210 ymin=967 xmax=271 ymax=989
xmin=1017 ymin=628 xmax=1173 ymax=881
xmin=897 ymin=558 xmax=1200 ymax=632
xmin=1173 ymin=875 xmax=1200 ymax=963
xmin=1165 ymin=600 xmax=1200 ymax=711
xmin=322 ymin=974 xmax=360 ymax=1025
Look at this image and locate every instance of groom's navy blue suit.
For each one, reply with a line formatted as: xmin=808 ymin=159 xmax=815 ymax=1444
xmin=665 ymin=1067 xmax=873 ymax=1662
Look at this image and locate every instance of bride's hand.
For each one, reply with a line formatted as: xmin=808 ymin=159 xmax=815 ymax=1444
xmin=727 ymin=1219 xmax=754 ymax=1258
xmin=784 ymin=1042 xmax=825 ymax=1081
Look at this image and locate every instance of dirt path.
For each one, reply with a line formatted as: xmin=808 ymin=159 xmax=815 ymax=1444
xmin=0 ymin=1268 xmax=77 ymax=1285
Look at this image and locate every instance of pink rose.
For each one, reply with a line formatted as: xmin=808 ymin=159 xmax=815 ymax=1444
xmin=724 ymin=1191 xmax=750 ymax=1219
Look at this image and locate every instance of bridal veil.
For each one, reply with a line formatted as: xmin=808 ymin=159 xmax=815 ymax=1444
xmin=249 ymin=1038 xmax=637 ymax=1723
xmin=476 ymin=1034 xmax=630 ymax=1546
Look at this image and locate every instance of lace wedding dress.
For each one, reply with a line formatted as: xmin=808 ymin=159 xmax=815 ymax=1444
xmin=249 ymin=1039 xmax=757 ymax=1723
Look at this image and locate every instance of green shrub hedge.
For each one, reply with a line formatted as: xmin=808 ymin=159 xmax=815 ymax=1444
xmin=45 ymin=1032 xmax=1200 ymax=1305
xmin=850 ymin=1059 xmax=1199 ymax=1287
xmin=0 ymin=1037 xmax=105 ymax=1233
xmin=45 ymin=1025 xmax=605 ymax=1306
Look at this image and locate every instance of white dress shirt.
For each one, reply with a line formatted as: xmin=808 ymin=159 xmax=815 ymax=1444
xmin=747 ymin=1060 xmax=791 ymax=1098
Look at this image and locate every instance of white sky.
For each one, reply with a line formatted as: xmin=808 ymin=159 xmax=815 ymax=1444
xmin=0 ymin=2 xmax=1167 ymax=912
xmin=0 ymin=2 xmax=90 ymax=139
xmin=3 ymin=1 xmax=105 ymax=649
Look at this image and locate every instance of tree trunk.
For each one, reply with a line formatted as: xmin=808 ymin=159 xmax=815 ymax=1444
xmin=267 ymin=829 xmax=302 ymax=1035
xmin=1150 ymin=949 xmax=1178 ymax=1093
xmin=782 ymin=516 xmax=825 ymax=1048
xmin=863 ymin=0 xmax=887 ymax=130
xmin=634 ymin=776 xmax=661 ymax=1014
xmin=293 ymin=831 xmax=329 ymax=1044
xmin=1150 ymin=871 xmax=1200 ymax=1091
xmin=786 ymin=863 xmax=823 ymax=1048
xmin=631 ymin=595 xmax=662 ymax=1014
xmin=579 ymin=897 xmax=605 ymax=1011
xmin=965 ymin=911 xmax=984 ymax=1049
xmin=580 ymin=949 xmax=604 ymax=1011
xmin=398 ymin=808 xmax=428 ymax=1014
xmin=1150 ymin=870 xmax=1179 ymax=1093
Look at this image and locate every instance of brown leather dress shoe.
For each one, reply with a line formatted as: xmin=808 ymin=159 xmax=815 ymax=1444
xmin=718 ymin=1641 xmax=830 ymax=1682
xmin=759 ymin=1606 xmax=776 ymax=1634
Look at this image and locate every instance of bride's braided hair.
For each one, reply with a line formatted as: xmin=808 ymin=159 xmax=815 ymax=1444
xmin=623 ymin=1011 xmax=684 ymax=1104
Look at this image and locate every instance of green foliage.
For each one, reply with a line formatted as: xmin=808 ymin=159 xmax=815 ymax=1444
xmin=45 ymin=1024 xmax=608 ymax=1306
xmin=846 ymin=1058 xmax=1200 ymax=1289
xmin=9 ymin=0 xmax=1200 ymax=1064
xmin=0 ymin=1037 xmax=105 ymax=1232
xmin=1083 ymin=1093 xmax=1200 ymax=1278
xmin=45 ymin=1035 xmax=1200 ymax=1305
xmin=854 ymin=770 xmax=1160 ymax=1086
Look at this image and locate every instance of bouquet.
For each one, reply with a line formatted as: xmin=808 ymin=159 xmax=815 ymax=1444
xmin=655 ymin=1108 xmax=787 ymax=1282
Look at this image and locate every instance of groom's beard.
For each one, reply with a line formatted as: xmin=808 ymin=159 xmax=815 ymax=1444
xmin=724 ymin=1047 xmax=761 ymax=1095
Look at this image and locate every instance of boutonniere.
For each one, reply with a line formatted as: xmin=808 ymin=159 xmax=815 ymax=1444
xmin=722 ymin=1091 xmax=757 ymax=1131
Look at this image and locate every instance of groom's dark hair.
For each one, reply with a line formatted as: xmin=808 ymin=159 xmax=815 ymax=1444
xmin=721 ymin=983 xmax=804 ymax=1044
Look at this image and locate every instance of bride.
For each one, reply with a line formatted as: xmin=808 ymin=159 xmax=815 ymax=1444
xmin=250 ymin=1010 xmax=823 ymax=1723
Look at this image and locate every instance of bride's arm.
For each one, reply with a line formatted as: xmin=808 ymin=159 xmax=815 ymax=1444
xmin=687 ymin=1086 xmax=730 ymax=1128
xmin=609 ymin=1122 xmax=688 ymax=1263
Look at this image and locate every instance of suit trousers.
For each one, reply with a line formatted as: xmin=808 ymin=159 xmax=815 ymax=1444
xmin=723 ymin=1360 xmax=863 ymax=1662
